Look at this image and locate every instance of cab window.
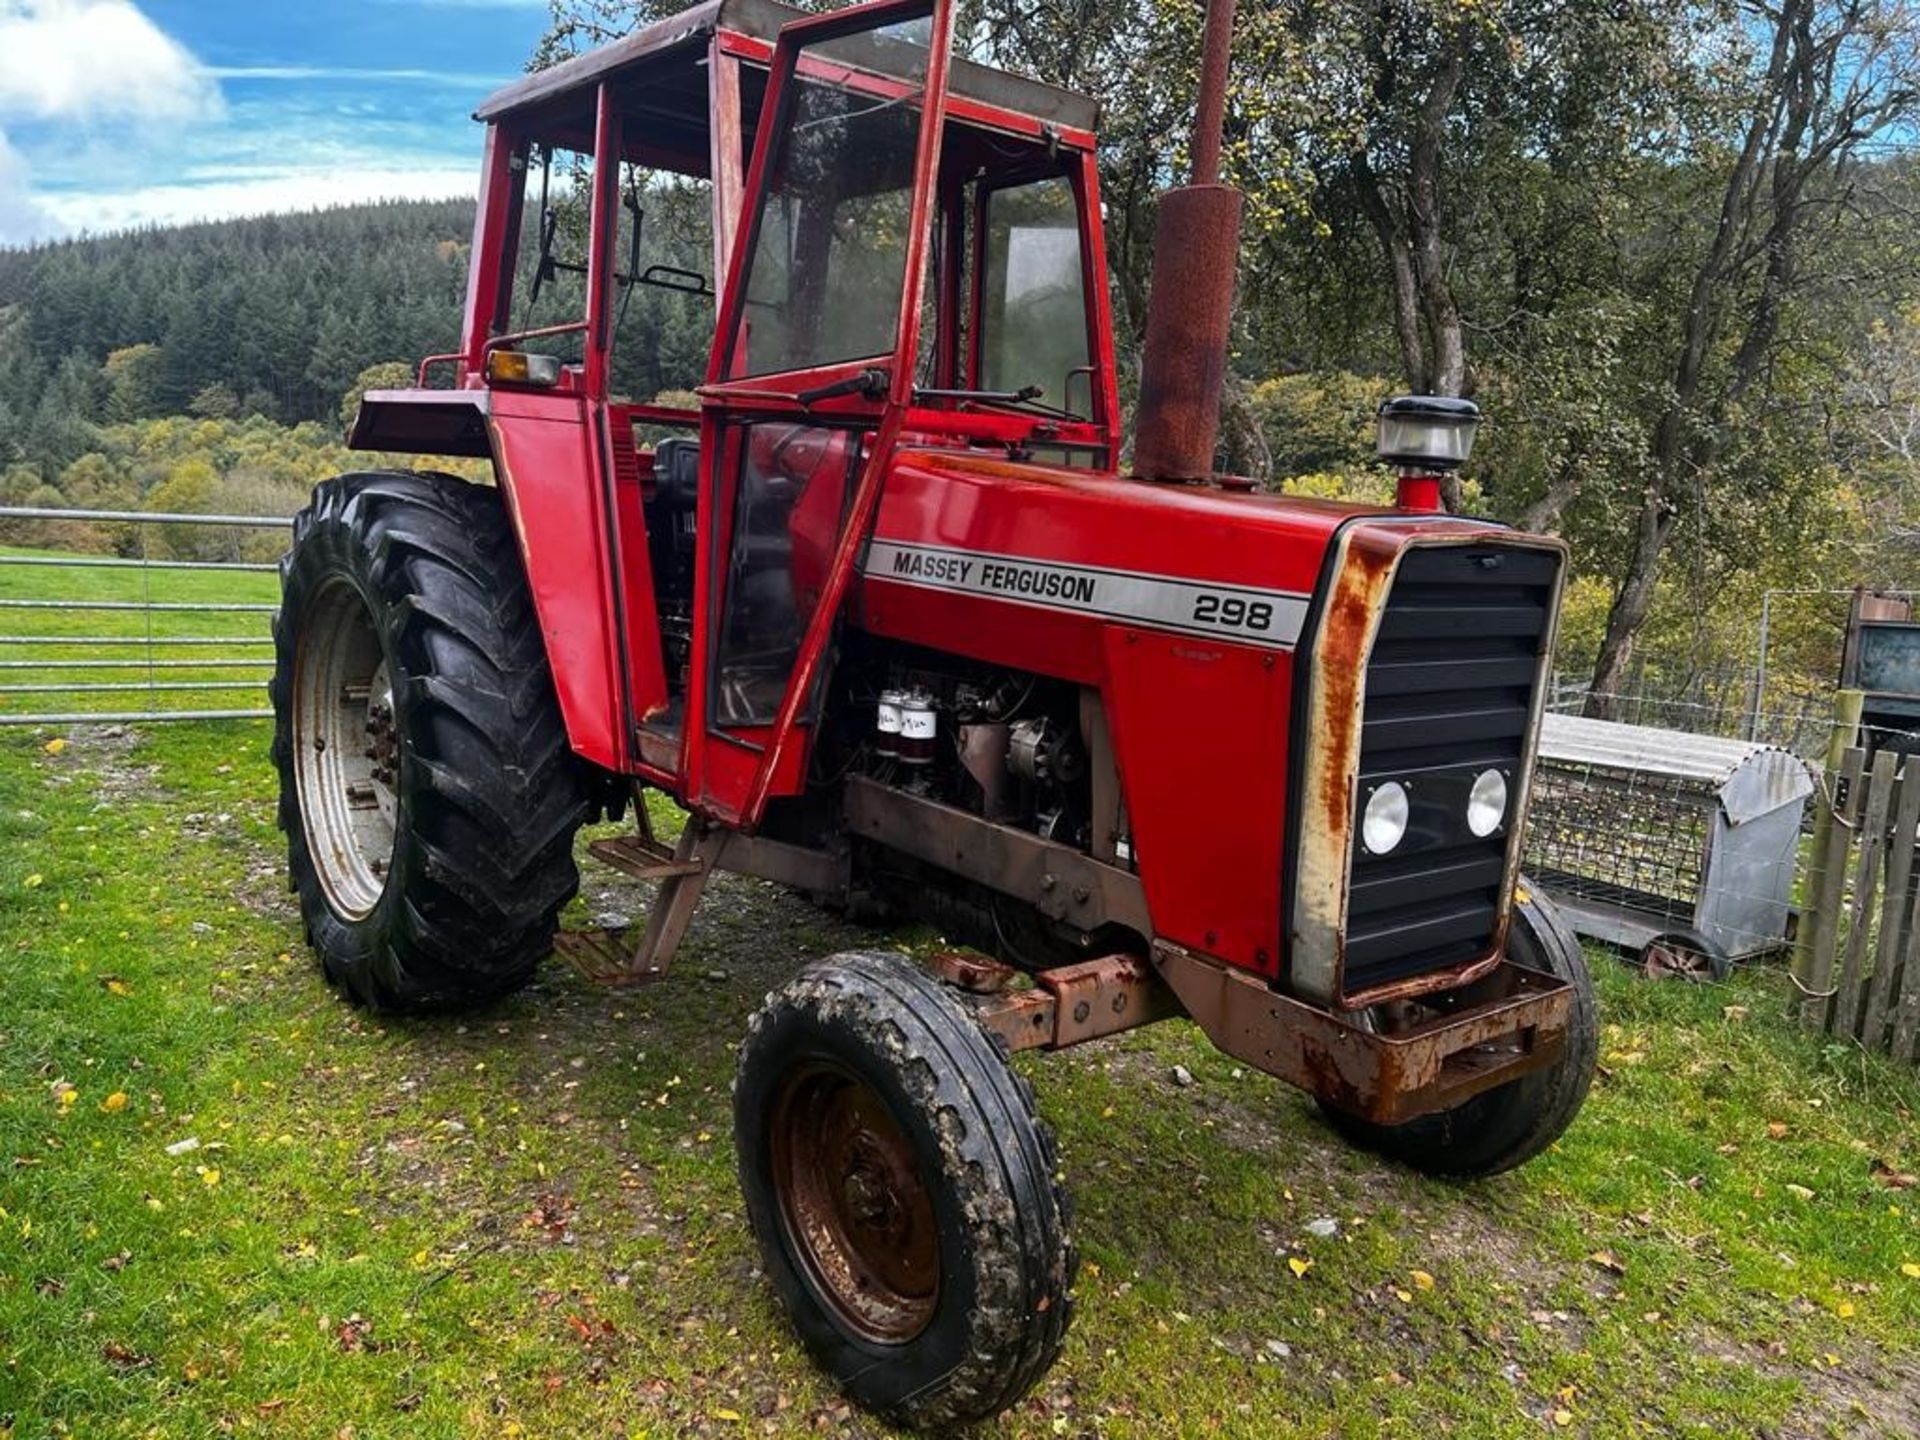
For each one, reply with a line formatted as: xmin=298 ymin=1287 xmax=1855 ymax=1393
xmin=977 ymin=175 xmax=1091 ymax=415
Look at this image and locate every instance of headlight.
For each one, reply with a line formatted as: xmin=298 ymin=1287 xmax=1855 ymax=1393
xmin=1466 ymin=768 xmax=1508 ymax=838
xmin=1361 ymin=781 xmax=1410 ymax=855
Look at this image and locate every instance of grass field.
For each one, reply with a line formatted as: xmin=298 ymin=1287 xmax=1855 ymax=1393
xmin=0 ymin=542 xmax=280 ymax=725
xmin=1 ymin=555 xmax=1919 ymax=1438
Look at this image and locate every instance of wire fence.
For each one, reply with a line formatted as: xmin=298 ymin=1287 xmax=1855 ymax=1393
xmin=0 ymin=505 xmax=290 ymax=726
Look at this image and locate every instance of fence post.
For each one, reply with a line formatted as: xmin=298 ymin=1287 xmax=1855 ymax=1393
xmin=1891 ymin=842 xmax=1920 ymax=1063
xmin=1834 ymin=748 xmax=1897 ymax=1038
xmin=1861 ymin=760 xmax=1919 ymax=1053
xmin=1793 ymin=690 xmax=1865 ymax=1025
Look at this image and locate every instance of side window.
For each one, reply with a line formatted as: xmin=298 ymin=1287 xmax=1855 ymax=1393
xmin=979 ymin=176 xmax=1090 ymax=416
xmin=608 ymin=167 xmax=716 ymax=405
xmin=507 ymin=143 xmax=597 ymax=361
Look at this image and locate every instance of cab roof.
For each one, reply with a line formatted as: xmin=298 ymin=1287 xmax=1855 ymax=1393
xmin=475 ymin=0 xmax=1098 ymax=136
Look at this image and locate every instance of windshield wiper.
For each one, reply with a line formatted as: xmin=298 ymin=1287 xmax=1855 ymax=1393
xmin=915 ymin=385 xmax=1083 ymax=421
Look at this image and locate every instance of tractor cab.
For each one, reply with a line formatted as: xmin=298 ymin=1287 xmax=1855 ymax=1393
xmin=358 ymin=0 xmax=1114 ymax=821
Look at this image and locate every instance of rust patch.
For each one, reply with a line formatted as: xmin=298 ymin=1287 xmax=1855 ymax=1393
xmin=1132 ymin=184 xmax=1244 ymax=483
xmin=1313 ymin=536 xmax=1398 ymax=841
xmin=1153 ymin=941 xmax=1573 ymax=1124
xmin=923 ymin=950 xmax=1015 ymax=994
xmin=969 ymin=954 xmax=1178 ymax=1054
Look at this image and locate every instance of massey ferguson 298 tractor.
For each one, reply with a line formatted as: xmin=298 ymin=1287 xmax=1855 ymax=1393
xmin=272 ymin=0 xmax=1596 ymax=1424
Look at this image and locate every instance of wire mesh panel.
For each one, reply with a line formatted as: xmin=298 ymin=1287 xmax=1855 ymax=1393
xmin=1527 ymin=762 xmax=1710 ymax=917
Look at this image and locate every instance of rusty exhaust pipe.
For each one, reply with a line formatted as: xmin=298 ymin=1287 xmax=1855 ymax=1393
xmin=1132 ymin=0 xmax=1243 ymax=484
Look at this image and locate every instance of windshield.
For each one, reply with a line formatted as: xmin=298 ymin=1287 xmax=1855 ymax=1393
xmin=729 ymin=19 xmax=932 ymax=379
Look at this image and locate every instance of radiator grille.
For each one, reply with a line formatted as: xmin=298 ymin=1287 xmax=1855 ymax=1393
xmin=1342 ymin=542 xmax=1560 ymax=995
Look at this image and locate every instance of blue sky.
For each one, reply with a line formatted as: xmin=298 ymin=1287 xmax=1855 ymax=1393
xmin=0 ymin=0 xmax=554 ymax=243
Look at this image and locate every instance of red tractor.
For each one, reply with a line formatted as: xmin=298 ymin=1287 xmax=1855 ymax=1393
xmin=272 ymin=0 xmax=1595 ymax=1424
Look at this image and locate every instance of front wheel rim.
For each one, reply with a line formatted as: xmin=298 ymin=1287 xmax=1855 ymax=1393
xmin=292 ymin=579 xmax=398 ymax=921
xmin=768 ymin=1060 xmax=941 ymax=1345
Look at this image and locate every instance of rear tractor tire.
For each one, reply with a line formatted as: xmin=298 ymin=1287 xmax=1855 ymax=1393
xmin=734 ymin=951 xmax=1075 ymax=1429
xmin=271 ymin=471 xmax=588 ymax=1011
xmin=1321 ymin=879 xmax=1598 ymax=1177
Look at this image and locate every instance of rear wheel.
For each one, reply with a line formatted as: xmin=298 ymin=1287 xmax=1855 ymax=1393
xmin=734 ymin=951 xmax=1074 ymax=1429
xmin=1321 ymin=880 xmax=1598 ymax=1177
xmin=271 ymin=471 xmax=587 ymax=1011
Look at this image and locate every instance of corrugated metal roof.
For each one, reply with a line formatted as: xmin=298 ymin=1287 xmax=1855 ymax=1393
xmin=1537 ymin=713 xmax=1813 ymax=826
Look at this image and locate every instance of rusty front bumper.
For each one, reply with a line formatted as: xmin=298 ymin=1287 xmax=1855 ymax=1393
xmin=1153 ymin=942 xmax=1574 ymax=1126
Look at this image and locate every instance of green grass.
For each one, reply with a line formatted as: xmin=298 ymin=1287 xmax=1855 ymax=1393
xmin=0 ymin=541 xmax=1917 ymax=1436
xmin=2 ymin=725 xmax=1917 ymax=1438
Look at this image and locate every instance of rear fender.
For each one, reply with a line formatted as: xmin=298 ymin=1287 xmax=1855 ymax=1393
xmin=348 ymin=389 xmax=492 ymax=458
xmin=349 ymin=386 xmax=653 ymax=772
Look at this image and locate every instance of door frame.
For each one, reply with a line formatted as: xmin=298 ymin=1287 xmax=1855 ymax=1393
xmin=687 ymin=0 xmax=958 ymax=827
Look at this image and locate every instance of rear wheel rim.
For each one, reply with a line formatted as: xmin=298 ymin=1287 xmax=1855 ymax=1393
xmin=292 ymin=579 xmax=398 ymax=921
xmin=768 ymin=1060 xmax=940 ymax=1344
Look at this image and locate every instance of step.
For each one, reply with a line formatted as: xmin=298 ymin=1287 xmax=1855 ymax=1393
xmin=587 ymin=834 xmax=705 ymax=882
xmin=552 ymin=928 xmax=670 ymax=987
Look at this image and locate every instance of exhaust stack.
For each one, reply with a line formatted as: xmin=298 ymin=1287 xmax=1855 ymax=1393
xmin=1132 ymin=0 xmax=1243 ymax=484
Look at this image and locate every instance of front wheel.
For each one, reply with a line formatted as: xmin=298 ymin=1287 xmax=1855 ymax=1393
xmin=734 ymin=951 xmax=1075 ymax=1429
xmin=1321 ymin=880 xmax=1598 ymax=1177
xmin=271 ymin=472 xmax=587 ymax=1011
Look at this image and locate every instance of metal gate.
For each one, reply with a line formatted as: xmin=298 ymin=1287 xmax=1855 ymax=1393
xmin=0 ymin=505 xmax=290 ymax=726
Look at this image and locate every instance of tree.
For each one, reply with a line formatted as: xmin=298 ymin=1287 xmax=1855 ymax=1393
xmin=1579 ymin=0 xmax=1920 ymax=716
xmin=102 ymin=343 xmax=164 ymax=422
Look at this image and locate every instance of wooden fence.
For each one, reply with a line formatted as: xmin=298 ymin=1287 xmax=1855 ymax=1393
xmin=1794 ymin=744 xmax=1920 ymax=1060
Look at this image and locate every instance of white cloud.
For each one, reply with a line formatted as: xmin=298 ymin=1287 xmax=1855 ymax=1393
xmin=33 ymin=164 xmax=478 ymax=232
xmin=209 ymin=65 xmax=506 ymax=88
xmin=0 ymin=1 xmax=219 ymax=122
xmin=0 ymin=129 xmax=57 ymax=242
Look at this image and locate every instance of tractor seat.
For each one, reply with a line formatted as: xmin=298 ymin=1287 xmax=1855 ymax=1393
xmin=652 ymin=436 xmax=700 ymax=510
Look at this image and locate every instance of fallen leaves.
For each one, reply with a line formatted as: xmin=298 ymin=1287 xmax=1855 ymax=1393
xmin=1900 ymin=1263 xmax=1920 ymax=1279
xmin=1588 ymin=1250 xmax=1626 ymax=1275
xmin=1871 ymin=1159 xmax=1916 ymax=1189
xmin=565 ymin=1312 xmax=616 ymax=1344
xmin=99 ymin=1092 xmax=128 ymax=1114
xmin=1767 ymin=1121 xmax=1790 ymax=1140
xmin=100 ymin=977 xmax=132 ymax=997
xmin=1287 ymin=1256 xmax=1313 ymax=1278
xmin=23 ymin=873 xmax=43 ymax=889
xmin=1410 ymin=1269 xmax=1436 ymax=1291
xmin=526 ymin=1191 xmax=575 ymax=1239
xmin=100 ymin=1341 xmax=152 ymax=1370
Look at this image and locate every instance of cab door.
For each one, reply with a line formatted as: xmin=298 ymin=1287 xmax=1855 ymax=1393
xmin=686 ymin=0 xmax=956 ymax=827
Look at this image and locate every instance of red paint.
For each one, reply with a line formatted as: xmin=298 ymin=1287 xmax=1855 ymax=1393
xmin=1395 ymin=472 xmax=1444 ymax=513
xmin=485 ymin=391 xmax=627 ymax=771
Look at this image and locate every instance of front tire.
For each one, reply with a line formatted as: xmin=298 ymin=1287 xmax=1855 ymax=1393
xmin=734 ymin=951 xmax=1075 ymax=1429
xmin=1322 ymin=880 xmax=1598 ymax=1177
xmin=271 ymin=471 xmax=587 ymax=1011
